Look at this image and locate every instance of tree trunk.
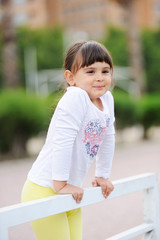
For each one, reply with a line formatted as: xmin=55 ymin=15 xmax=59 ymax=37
xmin=1 ymin=0 xmax=20 ymax=87
xmin=11 ymin=132 xmax=27 ymax=158
xmin=126 ymin=0 xmax=146 ymax=95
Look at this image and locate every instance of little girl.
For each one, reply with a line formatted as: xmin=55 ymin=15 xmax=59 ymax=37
xmin=22 ymin=40 xmax=115 ymax=240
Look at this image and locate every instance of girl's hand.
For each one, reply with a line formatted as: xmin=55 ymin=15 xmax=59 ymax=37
xmin=92 ymin=177 xmax=114 ymax=198
xmin=53 ymin=180 xmax=84 ymax=204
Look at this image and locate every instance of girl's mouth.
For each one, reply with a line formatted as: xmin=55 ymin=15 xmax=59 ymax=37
xmin=93 ymin=86 xmax=104 ymax=89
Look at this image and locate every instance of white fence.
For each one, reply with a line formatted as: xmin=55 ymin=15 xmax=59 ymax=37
xmin=24 ymin=48 xmax=140 ymax=96
xmin=0 ymin=173 xmax=160 ymax=240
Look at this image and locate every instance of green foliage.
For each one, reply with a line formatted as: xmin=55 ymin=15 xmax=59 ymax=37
xmin=113 ymin=89 xmax=137 ymax=129
xmin=0 ymin=89 xmax=51 ymax=154
xmin=113 ymin=89 xmax=160 ymax=137
xmin=16 ymin=26 xmax=64 ymax=85
xmin=0 ymin=88 xmax=160 ymax=157
xmin=142 ymin=28 xmax=160 ymax=93
xmin=136 ymin=94 xmax=160 ymax=133
xmin=0 ymin=88 xmax=64 ymax=156
xmin=103 ymin=26 xmax=160 ymax=93
xmin=1 ymin=25 xmax=160 ymax=94
xmin=102 ymin=26 xmax=129 ymax=66
xmin=0 ymin=31 xmax=3 ymax=87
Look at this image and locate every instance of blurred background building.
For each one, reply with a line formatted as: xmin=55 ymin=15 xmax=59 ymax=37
xmin=1 ymin=0 xmax=159 ymax=93
xmin=0 ymin=0 xmax=160 ymax=39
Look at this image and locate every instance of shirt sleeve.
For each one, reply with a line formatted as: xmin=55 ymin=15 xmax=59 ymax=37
xmin=95 ymin=91 xmax=115 ymax=178
xmin=105 ymin=91 xmax=115 ymax=135
xmin=95 ymin=134 xmax=115 ymax=179
xmin=51 ymin=89 xmax=87 ymax=181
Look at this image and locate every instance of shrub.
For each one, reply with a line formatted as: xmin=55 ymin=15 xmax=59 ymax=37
xmin=103 ymin=26 xmax=160 ymax=93
xmin=0 ymin=89 xmax=51 ymax=156
xmin=0 ymin=31 xmax=3 ymax=87
xmin=136 ymin=94 xmax=160 ymax=137
xmin=103 ymin=26 xmax=129 ymax=66
xmin=142 ymin=28 xmax=160 ymax=93
xmin=113 ymin=89 xmax=137 ymax=129
xmin=1 ymin=88 xmax=160 ymax=158
xmin=16 ymin=26 xmax=64 ymax=86
xmin=113 ymin=90 xmax=160 ymax=138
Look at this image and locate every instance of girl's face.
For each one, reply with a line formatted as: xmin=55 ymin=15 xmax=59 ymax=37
xmin=65 ymin=61 xmax=111 ymax=102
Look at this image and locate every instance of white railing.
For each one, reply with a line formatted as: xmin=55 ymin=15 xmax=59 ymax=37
xmin=0 ymin=173 xmax=160 ymax=240
xmin=24 ymin=47 xmax=140 ymax=96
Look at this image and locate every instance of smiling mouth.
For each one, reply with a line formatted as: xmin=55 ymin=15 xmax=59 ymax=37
xmin=93 ymin=86 xmax=104 ymax=89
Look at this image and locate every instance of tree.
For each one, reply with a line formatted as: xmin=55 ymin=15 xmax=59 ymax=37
xmin=111 ymin=0 xmax=146 ymax=94
xmin=1 ymin=0 xmax=20 ymax=87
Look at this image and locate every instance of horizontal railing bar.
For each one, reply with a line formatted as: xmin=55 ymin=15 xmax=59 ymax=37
xmin=109 ymin=173 xmax=156 ymax=200
xmin=2 ymin=187 xmax=104 ymax=227
xmin=105 ymin=223 xmax=154 ymax=240
xmin=0 ymin=173 xmax=156 ymax=229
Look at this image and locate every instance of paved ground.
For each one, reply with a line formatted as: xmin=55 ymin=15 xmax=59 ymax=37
xmin=0 ymin=139 xmax=160 ymax=240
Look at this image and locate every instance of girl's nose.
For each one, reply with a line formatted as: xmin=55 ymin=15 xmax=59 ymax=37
xmin=95 ymin=73 xmax=104 ymax=81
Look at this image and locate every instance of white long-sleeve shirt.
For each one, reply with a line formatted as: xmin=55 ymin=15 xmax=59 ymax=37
xmin=28 ymin=86 xmax=115 ymax=189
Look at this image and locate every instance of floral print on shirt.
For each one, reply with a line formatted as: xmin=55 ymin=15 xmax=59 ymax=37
xmin=83 ymin=119 xmax=109 ymax=158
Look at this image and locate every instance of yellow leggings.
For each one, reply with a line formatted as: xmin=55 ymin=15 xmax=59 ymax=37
xmin=21 ymin=180 xmax=82 ymax=240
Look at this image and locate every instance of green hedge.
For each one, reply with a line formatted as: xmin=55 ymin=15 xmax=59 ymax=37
xmin=113 ymin=90 xmax=160 ymax=136
xmin=0 ymin=89 xmax=53 ymax=156
xmin=113 ymin=90 xmax=137 ymax=129
xmin=136 ymin=94 xmax=160 ymax=135
xmin=0 ymin=89 xmax=160 ymax=157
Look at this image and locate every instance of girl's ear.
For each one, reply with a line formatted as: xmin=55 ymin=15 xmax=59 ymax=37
xmin=64 ymin=70 xmax=75 ymax=86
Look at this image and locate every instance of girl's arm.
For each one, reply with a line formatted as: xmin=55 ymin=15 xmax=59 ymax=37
xmin=95 ymin=134 xmax=115 ymax=179
xmin=94 ymin=134 xmax=115 ymax=198
xmin=53 ymin=180 xmax=84 ymax=204
xmin=51 ymin=89 xmax=88 ymax=186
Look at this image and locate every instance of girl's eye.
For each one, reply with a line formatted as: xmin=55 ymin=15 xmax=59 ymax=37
xmin=102 ymin=70 xmax=109 ymax=74
xmin=87 ymin=70 xmax=94 ymax=74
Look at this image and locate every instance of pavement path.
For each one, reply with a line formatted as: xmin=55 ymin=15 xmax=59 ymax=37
xmin=0 ymin=139 xmax=160 ymax=240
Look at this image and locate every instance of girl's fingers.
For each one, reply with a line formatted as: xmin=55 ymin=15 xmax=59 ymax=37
xmin=92 ymin=180 xmax=98 ymax=187
xmin=103 ymin=190 xmax=110 ymax=198
xmin=102 ymin=185 xmax=114 ymax=198
xmin=77 ymin=192 xmax=83 ymax=203
xmin=72 ymin=193 xmax=77 ymax=201
xmin=72 ymin=192 xmax=83 ymax=203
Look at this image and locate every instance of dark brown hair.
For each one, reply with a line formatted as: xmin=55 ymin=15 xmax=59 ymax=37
xmin=64 ymin=40 xmax=113 ymax=74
